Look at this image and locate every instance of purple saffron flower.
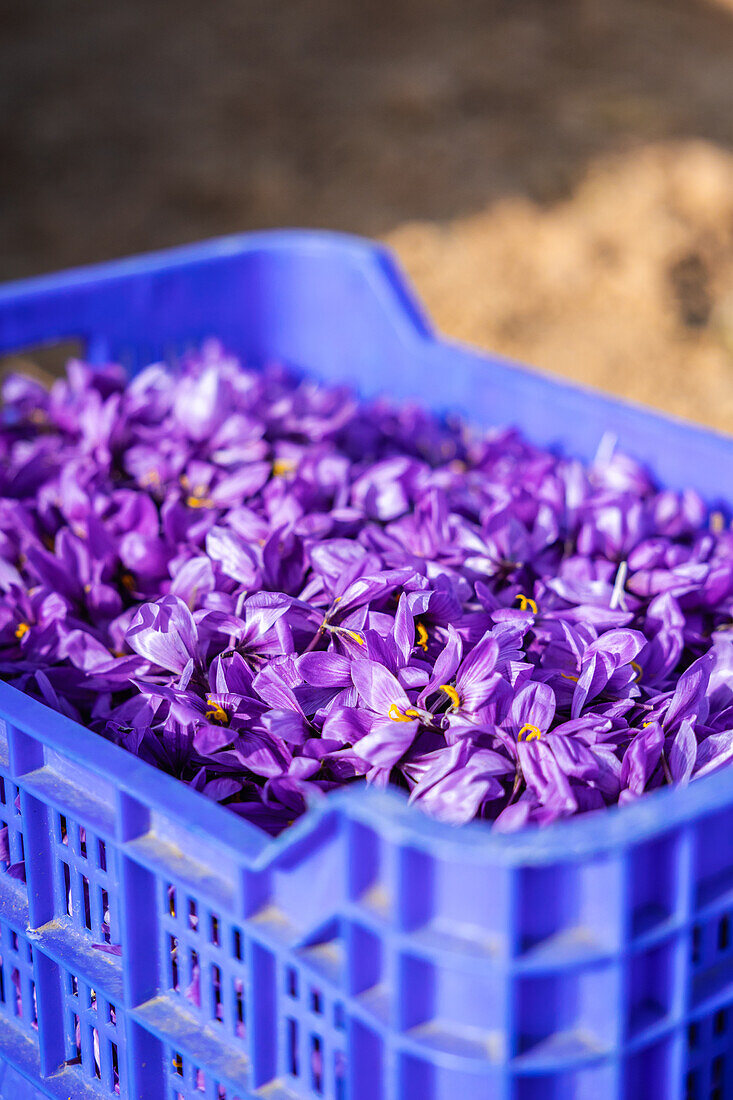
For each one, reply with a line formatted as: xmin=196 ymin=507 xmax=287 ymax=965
xmin=350 ymin=661 xmax=422 ymax=768
xmin=420 ymin=627 xmax=501 ymax=717
xmin=407 ymin=740 xmax=510 ymax=824
xmin=2 ymin=343 xmax=731 ymax=836
xmin=126 ymin=596 xmax=200 ymax=674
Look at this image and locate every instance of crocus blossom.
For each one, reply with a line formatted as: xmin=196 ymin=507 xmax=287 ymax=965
xmin=0 ymin=344 xmax=731 ymax=835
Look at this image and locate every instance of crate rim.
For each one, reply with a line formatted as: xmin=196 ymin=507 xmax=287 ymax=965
xmin=1 ymin=229 xmax=732 ymax=873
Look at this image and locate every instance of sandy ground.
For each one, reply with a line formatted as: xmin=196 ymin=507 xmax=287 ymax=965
xmin=390 ymin=142 xmax=733 ymax=431
xmin=2 ymin=0 xmax=733 ymax=431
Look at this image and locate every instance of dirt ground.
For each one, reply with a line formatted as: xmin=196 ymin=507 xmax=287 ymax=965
xmin=3 ymin=0 xmax=733 ymax=431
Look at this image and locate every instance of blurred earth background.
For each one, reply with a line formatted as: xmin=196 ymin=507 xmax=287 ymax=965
xmin=2 ymin=0 xmax=733 ymax=431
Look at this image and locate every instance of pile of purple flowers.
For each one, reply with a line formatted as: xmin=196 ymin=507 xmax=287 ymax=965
xmin=1 ymin=343 xmax=732 ymax=835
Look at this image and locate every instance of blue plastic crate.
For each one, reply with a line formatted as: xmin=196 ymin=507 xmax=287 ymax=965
xmin=0 ymin=230 xmax=732 ymax=1100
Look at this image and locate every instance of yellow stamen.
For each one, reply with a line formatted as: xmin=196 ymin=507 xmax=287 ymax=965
xmin=517 ymin=723 xmax=541 ymax=742
xmin=439 ymin=684 xmax=461 ymax=708
xmin=325 ymin=623 xmax=364 ymax=645
xmin=273 ymin=458 xmax=295 ymax=477
xmin=186 ymin=495 xmax=214 ymax=509
xmin=630 ymin=661 xmax=642 ymax=683
xmin=83 ymin=583 xmax=92 ymax=594
xmin=515 ymin=594 xmax=538 ymax=614
xmin=121 ymin=572 xmax=136 ymax=592
xmin=141 ymin=469 xmax=161 ymax=488
xmin=560 ymin=671 xmax=579 ymax=682
xmin=388 ymin=703 xmax=416 ymax=723
xmin=205 ymin=700 xmax=230 ymax=726
xmin=711 ymin=511 xmax=725 ymax=533
xmin=29 ymin=408 xmax=47 ymax=425
xmin=416 ymin=622 xmax=429 ymax=652
xmin=14 ymin=622 xmax=30 ymax=640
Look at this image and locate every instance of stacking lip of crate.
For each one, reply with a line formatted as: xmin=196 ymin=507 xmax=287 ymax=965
xmin=0 ymin=231 xmax=732 ymax=1100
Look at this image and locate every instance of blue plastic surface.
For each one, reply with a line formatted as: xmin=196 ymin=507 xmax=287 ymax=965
xmin=0 ymin=230 xmax=731 ymax=1100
